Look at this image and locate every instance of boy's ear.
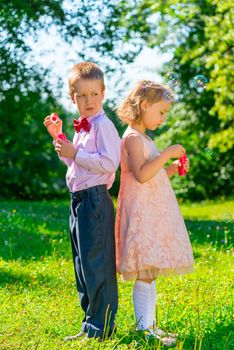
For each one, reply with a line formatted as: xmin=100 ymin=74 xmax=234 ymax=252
xmin=140 ymin=100 xmax=148 ymax=112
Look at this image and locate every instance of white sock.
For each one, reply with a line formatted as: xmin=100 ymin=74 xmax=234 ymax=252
xmin=149 ymin=280 xmax=156 ymax=328
xmin=150 ymin=280 xmax=165 ymax=336
xmin=133 ymin=280 xmax=151 ymax=330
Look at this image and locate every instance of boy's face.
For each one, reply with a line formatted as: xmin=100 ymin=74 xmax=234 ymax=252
xmin=72 ymin=79 xmax=104 ymax=118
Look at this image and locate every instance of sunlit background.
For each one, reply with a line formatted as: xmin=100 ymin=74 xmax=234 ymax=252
xmin=1 ymin=0 xmax=233 ymax=201
xmin=0 ymin=2 xmax=233 ymax=350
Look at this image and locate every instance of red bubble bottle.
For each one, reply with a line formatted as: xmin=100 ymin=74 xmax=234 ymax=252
xmin=178 ymin=154 xmax=187 ymax=176
xmin=49 ymin=113 xmax=68 ymax=142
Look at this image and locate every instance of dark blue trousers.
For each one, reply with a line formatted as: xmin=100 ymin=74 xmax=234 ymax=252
xmin=69 ymin=185 xmax=118 ymax=338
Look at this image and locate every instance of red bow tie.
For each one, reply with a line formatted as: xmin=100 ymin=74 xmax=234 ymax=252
xmin=74 ymin=118 xmax=91 ymax=133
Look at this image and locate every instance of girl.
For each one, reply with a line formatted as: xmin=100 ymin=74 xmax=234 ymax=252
xmin=115 ymin=81 xmax=194 ymax=345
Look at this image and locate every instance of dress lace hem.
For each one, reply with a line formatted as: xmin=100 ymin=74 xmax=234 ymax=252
xmin=119 ymin=265 xmax=194 ymax=281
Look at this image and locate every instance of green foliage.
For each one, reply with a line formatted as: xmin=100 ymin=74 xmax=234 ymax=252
xmin=99 ymin=0 xmax=234 ymax=200
xmin=1 ymin=1 xmax=233 ymax=200
xmin=0 ymin=87 xmax=72 ymax=199
xmin=0 ymin=1 xmax=142 ymax=200
xmin=0 ymin=2 xmax=105 ymax=199
xmin=204 ymin=0 xmax=234 ymax=151
xmin=0 ymin=199 xmax=233 ymax=349
xmin=0 ymin=1 xmax=68 ymax=199
xmin=157 ymin=0 xmax=234 ymax=199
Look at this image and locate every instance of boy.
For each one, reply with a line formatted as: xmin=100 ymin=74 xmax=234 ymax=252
xmin=44 ymin=62 xmax=120 ymax=340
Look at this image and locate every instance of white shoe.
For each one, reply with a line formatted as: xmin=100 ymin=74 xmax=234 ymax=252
xmin=143 ymin=328 xmax=161 ymax=340
xmin=143 ymin=328 xmax=177 ymax=347
xmin=161 ymin=336 xmax=176 ymax=347
xmin=154 ymin=327 xmax=178 ymax=338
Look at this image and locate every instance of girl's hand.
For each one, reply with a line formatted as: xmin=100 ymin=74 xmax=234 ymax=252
xmin=166 ymin=144 xmax=186 ymax=159
xmin=166 ymin=157 xmax=190 ymax=177
xmin=55 ymin=139 xmax=77 ymax=159
xmin=172 ymin=160 xmax=180 ymax=174
xmin=166 ymin=160 xmax=179 ymax=177
xmin=43 ymin=116 xmax=62 ymax=140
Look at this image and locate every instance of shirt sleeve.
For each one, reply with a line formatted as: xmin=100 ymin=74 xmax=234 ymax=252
xmin=74 ymin=119 xmax=121 ymax=173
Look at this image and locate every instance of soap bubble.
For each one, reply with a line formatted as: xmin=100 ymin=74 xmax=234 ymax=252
xmin=166 ymin=72 xmax=179 ymax=87
xmin=205 ymin=147 xmax=215 ymax=157
xmin=190 ymin=75 xmax=208 ymax=92
xmin=162 ymin=90 xmax=174 ymax=102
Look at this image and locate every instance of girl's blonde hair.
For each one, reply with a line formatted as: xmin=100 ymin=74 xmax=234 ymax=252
xmin=117 ymin=80 xmax=173 ymax=124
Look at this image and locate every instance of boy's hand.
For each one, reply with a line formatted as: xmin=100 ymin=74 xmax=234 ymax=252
xmin=43 ymin=116 xmax=62 ymax=140
xmin=55 ymin=139 xmax=77 ymax=159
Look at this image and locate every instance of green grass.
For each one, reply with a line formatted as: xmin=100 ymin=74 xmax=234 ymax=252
xmin=0 ymin=199 xmax=233 ymax=349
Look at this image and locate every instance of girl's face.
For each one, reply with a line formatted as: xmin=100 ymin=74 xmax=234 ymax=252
xmin=141 ymin=100 xmax=171 ymax=130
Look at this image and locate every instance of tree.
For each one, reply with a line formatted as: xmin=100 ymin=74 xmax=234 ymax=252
xmin=98 ymin=0 xmax=234 ymax=199
xmin=1 ymin=0 xmax=233 ymax=200
xmin=0 ymin=0 xmax=129 ymax=199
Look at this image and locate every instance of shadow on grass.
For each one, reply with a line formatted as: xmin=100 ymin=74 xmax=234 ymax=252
xmin=181 ymin=323 xmax=234 ymax=350
xmin=0 ymin=201 xmax=71 ymax=261
xmin=0 ymin=268 xmax=57 ymax=289
xmin=0 ymin=202 xmax=233 ymax=294
xmin=0 ymin=227 xmax=70 ymax=261
xmin=112 ymin=322 xmax=233 ymax=349
xmin=186 ymin=219 xmax=233 ymax=249
xmin=0 ymin=214 xmax=232 ymax=262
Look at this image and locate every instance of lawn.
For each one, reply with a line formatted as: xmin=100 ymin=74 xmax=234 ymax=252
xmin=0 ymin=199 xmax=233 ymax=349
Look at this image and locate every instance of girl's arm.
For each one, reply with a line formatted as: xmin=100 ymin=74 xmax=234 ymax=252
xmin=125 ymin=134 xmax=185 ymax=183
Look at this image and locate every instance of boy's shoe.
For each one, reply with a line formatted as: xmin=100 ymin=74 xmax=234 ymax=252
xmin=79 ymin=335 xmax=105 ymax=344
xmin=63 ymin=330 xmax=86 ymax=342
xmin=78 ymin=335 xmax=93 ymax=344
xmin=64 ymin=326 xmax=116 ymax=343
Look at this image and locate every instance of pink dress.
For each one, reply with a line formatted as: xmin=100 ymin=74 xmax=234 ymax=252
xmin=115 ymin=126 xmax=194 ymax=280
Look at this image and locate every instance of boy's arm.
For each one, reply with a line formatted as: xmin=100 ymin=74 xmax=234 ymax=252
xmin=74 ymin=120 xmax=121 ymax=173
xmin=44 ymin=115 xmax=63 ymax=140
xmin=44 ymin=115 xmax=73 ymax=167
